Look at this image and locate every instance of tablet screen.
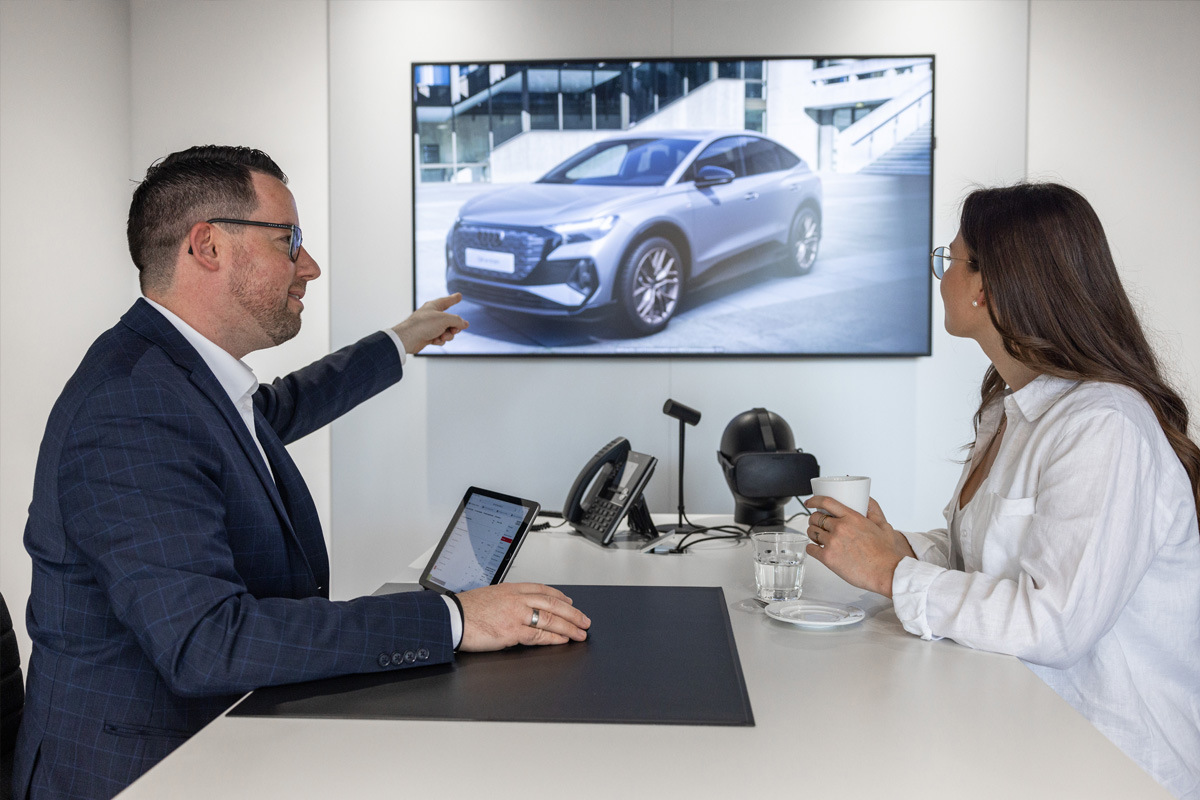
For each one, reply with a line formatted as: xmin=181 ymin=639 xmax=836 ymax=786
xmin=420 ymin=487 xmax=540 ymax=594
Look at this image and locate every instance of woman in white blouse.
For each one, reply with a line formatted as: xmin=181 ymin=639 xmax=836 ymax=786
xmin=804 ymin=182 xmax=1200 ymax=799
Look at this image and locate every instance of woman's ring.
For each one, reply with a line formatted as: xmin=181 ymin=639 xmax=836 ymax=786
xmin=811 ymin=528 xmax=822 ymax=546
xmin=819 ymin=512 xmax=832 ymax=532
xmin=530 ymin=608 xmax=540 ymax=627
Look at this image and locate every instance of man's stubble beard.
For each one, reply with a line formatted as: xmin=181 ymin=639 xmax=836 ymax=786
xmin=229 ymin=247 xmax=302 ymax=347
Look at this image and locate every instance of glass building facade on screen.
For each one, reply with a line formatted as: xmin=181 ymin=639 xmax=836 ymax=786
xmin=413 ymin=58 xmax=931 ymax=183
xmin=413 ymin=60 xmax=768 ymax=184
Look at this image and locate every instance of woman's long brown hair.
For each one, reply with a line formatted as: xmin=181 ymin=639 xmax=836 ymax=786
xmin=959 ymin=182 xmax=1200 ymax=516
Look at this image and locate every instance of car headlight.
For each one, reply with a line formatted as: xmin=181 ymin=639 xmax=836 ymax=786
xmin=549 ymin=215 xmax=618 ymax=243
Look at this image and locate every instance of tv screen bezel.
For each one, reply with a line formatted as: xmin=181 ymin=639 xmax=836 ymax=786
xmin=410 ymin=53 xmax=936 ymax=359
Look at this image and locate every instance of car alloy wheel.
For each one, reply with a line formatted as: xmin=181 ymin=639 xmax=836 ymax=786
xmin=787 ymin=207 xmax=820 ymax=275
xmin=617 ymin=236 xmax=682 ymax=336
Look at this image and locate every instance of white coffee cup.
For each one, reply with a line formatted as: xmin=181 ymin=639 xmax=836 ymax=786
xmin=809 ymin=476 xmax=871 ymax=517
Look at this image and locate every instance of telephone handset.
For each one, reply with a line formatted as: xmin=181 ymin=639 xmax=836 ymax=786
xmin=564 ymin=437 xmax=658 ymax=546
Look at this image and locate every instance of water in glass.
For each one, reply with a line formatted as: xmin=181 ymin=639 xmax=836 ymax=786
xmin=755 ymin=554 xmax=804 ymax=602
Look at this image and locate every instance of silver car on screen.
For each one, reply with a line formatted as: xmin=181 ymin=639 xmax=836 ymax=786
xmin=445 ymin=130 xmax=822 ymax=336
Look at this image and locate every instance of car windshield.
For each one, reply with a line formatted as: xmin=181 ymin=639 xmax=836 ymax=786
xmin=539 ymin=138 xmax=700 ymax=186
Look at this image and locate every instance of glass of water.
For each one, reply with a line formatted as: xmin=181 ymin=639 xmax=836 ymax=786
xmin=751 ymin=530 xmax=807 ymax=603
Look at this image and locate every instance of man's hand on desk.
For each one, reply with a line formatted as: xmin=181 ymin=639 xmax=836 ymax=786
xmin=457 ymin=583 xmax=591 ymax=651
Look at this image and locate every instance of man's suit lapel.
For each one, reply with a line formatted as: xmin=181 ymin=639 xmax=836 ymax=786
xmin=119 ymin=299 xmax=326 ymax=595
xmin=253 ymin=410 xmax=331 ymax=597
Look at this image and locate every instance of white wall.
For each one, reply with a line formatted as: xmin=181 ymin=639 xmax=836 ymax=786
xmin=3 ymin=0 xmax=1198 ymax=661
xmin=1027 ymin=0 xmax=1200 ymax=418
xmin=1 ymin=0 xmax=135 ymax=667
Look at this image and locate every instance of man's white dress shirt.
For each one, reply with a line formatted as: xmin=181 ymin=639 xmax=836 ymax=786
xmin=145 ymin=299 xmax=274 ymax=477
xmin=142 ymin=299 xmax=462 ymax=647
xmin=892 ymin=375 xmax=1200 ymax=799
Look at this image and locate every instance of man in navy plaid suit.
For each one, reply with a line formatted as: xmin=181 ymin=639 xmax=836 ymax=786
xmin=13 ymin=146 xmax=590 ymax=799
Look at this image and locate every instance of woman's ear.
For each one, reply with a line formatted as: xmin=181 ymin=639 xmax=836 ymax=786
xmin=967 ymin=268 xmax=986 ymax=308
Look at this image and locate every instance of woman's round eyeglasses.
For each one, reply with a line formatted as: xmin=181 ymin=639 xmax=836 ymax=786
xmin=930 ymin=246 xmax=974 ymax=280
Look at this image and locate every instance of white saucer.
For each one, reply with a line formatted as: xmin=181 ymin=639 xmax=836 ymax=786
xmin=764 ymin=599 xmax=865 ymax=629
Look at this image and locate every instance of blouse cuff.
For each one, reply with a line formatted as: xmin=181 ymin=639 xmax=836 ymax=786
xmin=891 ymin=556 xmax=946 ymax=641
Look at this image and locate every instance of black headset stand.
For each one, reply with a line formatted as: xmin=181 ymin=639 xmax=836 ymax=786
xmin=655 ymin=416 xmax=701 ymax=537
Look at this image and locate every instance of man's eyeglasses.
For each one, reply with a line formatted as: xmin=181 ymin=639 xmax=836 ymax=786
xmin=207 ymin=218 xmax=303 ymax=262
xmin=930 ymin=246 xmax=974 ymax=280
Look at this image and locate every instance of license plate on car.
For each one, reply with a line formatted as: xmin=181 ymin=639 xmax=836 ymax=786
xmin=465 ymin=247 xmax=515 ymax=273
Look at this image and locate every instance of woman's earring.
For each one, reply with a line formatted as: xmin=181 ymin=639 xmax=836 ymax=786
xmin=972 ymin=300 xmax=979 ymax=307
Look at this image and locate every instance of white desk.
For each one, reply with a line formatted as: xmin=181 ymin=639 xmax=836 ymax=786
xmin=119 ymin=518 xmax=1169 ymax=799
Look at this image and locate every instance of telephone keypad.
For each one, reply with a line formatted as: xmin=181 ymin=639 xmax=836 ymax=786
xmin=582 ymin=499 xmax=622 ymax=532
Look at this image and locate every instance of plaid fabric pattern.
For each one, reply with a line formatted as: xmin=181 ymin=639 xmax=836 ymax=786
xmin=14 ymin=300 xmax=453 ymax=799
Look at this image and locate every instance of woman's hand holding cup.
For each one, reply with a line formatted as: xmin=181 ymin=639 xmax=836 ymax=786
xmin=805 ymin=485 xmax=915 ymax=598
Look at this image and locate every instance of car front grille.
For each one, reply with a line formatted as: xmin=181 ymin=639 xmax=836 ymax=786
xmin=451 ymin=224 xmax=557 ymax=280
xmin=448 ymin=278 xmax=570 ymax=312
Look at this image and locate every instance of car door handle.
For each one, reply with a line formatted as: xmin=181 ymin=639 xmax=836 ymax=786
xmin=742 ymin=192 xmax=759 ymax=201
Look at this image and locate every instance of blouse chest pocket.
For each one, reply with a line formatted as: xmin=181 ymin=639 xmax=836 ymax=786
xmin=974 ymin=493 xmax=1037 ymax=577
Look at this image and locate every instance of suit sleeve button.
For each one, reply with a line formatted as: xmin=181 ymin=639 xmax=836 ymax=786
xmin=391 ymin=651 xmax=404 ymax=666
xmin=416 ymin=648 xmax=430 ymax=661
xmin=377 ymin=653 xmax=391 ymax=668
xmin=403 ymin=650 xmax=417 ymax=663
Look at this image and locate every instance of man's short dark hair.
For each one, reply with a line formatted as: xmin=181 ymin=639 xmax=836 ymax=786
xmin=128 ymin=145 xmax=287 ymax=292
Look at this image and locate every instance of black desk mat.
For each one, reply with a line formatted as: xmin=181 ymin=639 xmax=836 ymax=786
xmin=229 ymin=585 xmax=753 ymax=726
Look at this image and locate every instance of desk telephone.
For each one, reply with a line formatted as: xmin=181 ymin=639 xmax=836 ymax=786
xmin=564 ymin=437 xmax=659 ymax=546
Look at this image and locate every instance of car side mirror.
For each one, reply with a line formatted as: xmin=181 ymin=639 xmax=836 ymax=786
xmin=695 ymin=165 xmax=735 ymax=187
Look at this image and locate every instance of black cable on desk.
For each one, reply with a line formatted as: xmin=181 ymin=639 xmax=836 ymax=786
xmin=672 ymin=502 xmax=813 ymax=553
xmin=670 ymin=510 xmax=747 ymax=553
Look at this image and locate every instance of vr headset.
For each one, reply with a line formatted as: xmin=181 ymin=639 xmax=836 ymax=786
xmin=718 ymin=449 xmax=821 ymax=498
xmin=717 ymin=407 xmax=820 ymax=499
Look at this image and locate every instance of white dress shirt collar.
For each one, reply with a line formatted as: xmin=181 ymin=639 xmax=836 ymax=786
xmin=142 ymin=297 xmax=259 ymax=404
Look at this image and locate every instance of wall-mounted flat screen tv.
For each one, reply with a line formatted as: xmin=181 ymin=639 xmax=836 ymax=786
xmin=412 ymin=56 xmax=933 ymax=357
